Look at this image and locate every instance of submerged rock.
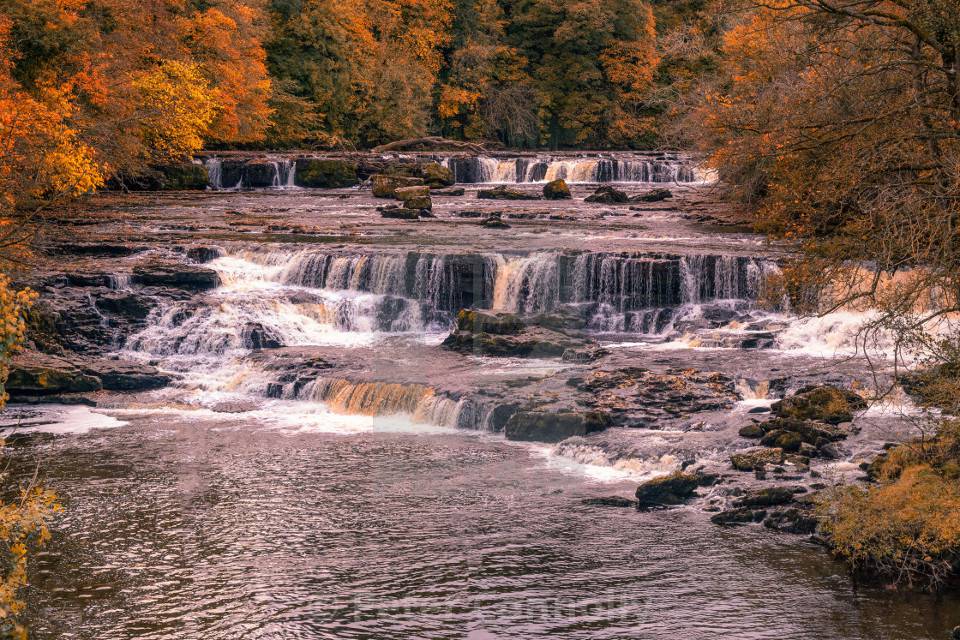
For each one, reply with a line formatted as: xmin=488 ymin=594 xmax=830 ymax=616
xmin=543 ymin=179 xmax=572 ymax=200
xmin=504 ymin=411 xmax=610 ymax=443
xmin=480 ymin=213 xmax=511 ymax=229
xmin=431 ymin=186 xmax=465 ymax=196
xmin=582 ymin=496 xmax=637 ymax=508
xmin=763 ymin=508 xmax=818 ymax=534
xmin=477 ymin=185 xmax=540 ymax=200
xmin=584 ymin=185 xmax=628 ymax=204
xmin=294 ymin=158 xmax=359 ymax=188
xmin=771 ymin=385 xmax=866 ymax=424
xmin=634 ymin=472 xmax=700 ymax=510
xmin=711 ymin=508 xmax=767 ymax=526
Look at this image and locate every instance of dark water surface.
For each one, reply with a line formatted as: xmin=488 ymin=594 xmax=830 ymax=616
xmin=17 ymin=413 xmax=958 ymax=640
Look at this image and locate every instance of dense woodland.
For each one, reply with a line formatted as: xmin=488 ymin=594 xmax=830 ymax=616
xmin=1 ymin=0 xmax=960 ymax=622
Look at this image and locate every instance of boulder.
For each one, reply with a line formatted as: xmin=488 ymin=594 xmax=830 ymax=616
xmin=441 ymin=323 xmax=586 ymax=358
xmin=454 ymin=310 xmax=523 ymax=335
xmin=504 ymin=411 xmax=610 ymax=443
xmin=738 ymin=423 xmax=765 ymax=439
xmin=760 ymin=429 xmax=804 ymax=452
xmin=630 ymin=188 xmax=672 ymax=203
xmin=371 ymin=174 xmax=424 ymax=197
xmin=420 ymin=162 xmax=455 ymax=187
xmin=379 ymin=206 xmax=421 ymax=220
xmin=734 ymin=487 xmax=797 ymax=509
xmin=542 ymin=179 xmax=572 ymax=200
xmin=294 ymin=158 xmax=359 ymax=188
xmin=584 ymin=185 xmax=628 ymax=204
xmin=711 ymin=508 xmax=767 ymax=526
xmin=771 ymin=385 xmax=866 ymax=424
xmin=394 ymin=186 xmax=433 ymax=211
xmin=6 ymin=354 xmax=102 ymax=396
xmin=132 ymin=263 xmax=220 ymax=291
xmin=730 ymin=447 xmax=784 ymax=471
xmin=477 ymin=185 xmax=540 ymax=200
xmin=763 ymin=508 xmax=818 ymax=534
xmin=634 ymin=472 xmax=699 ymax=510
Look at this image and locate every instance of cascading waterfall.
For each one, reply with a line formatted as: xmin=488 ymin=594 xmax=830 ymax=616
xmin=442 ymin=155 xmax=699 ymax=184
xmin=205 ymin=158 xmax=223 ymax=190
xmin=271 ymin=159 xmax=296 ymax=188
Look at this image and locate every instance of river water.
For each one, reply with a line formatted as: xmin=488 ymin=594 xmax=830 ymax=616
xmin=6 ymin=161 xmax=960 ymax=638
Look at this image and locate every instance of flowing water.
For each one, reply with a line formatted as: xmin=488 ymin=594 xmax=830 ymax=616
xmin=6 ymin=162 xmax=959 ymax=638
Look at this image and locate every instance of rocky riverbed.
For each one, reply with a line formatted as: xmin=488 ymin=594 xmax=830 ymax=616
xmin=4 ymin=152 xmax=957 ymax=639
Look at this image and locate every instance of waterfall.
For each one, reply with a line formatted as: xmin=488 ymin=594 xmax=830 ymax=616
xmin=271 ymin=159 xmax=296 ymax=188
xmin=443 ymin=155 xmax=699 ymax=184
xmin=205 ymin=158 xmax=222 ymax=190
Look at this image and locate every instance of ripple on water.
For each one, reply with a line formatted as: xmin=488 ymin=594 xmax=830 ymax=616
xmin=18 ymin=416 xmax=959 ymax=640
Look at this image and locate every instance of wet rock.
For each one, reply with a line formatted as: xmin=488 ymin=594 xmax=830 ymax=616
xmin=158 ymin=163 xmax=209 ymax=190
xmin=561 ymin=347 xmax=609 ymax=363
xmin=543 ymin=179 xmax=572 ymax=200
xmin=504 ymin=411 xmax=610 ymax=443
xmin=186 ymin=246 xmax=223 ymax=263
xmin=241 ymin=323 xmax=283 ymax=350
xmin=379 ymin=206 xmax=421 ymax=220
xmin=454 ymin=310 xmax=523 ymax=335
xmin=65 ymin=273 xmax=113 ymax=287
xmin=81 ymin=359 xmax=170 ymax=391
xmin=94 ymin=291 xmax=154 ymax=320
xmin=242 ymin=160 xmax=278 ymax=188
xmin=738 ymin=424 xmax=765 ymax=439
xmin=763 ymin=508 xmax=818 ymax=534
xmin=730 ymin=447 xmax=784 ymax=471
xmin=711 ymin=508 xmax=767 ymax=526
xmin=477 ymin=185 xmax=540 ymax=200
xmin=7 ymin=353 xmax=102 ymax=396
xmin=54 ymin=243 xmax=143 ymax=257
xmin=630 ymin=188 xmax=672 ymax=203
xmin=582 ymin=496 xmax=637 ymax=508
xmin=734 ymin=487 xmax=797 ymax=508
xmin=394 ymin=186 xmax=432 ymax=211
xmin=371 ymin=174 xmax=424 ymax=197
xmin=760 ymin=429 xmax=804 ymax=452
xmin=132 ymin=263 xmax=220 ymax=291
xmin=442 ymin=324 xmax=584 ymax=358
xmin=771 ymin=385 xmax=867 ymax=424
xmin=431 ymin=186 xmax=465 ymax=196
xmin=294 ymin=158 xmax=359 ymax=188
xmin=480 ymin=213 xmax=511 ymax=229
xmin=584 ymin=185 xmax=628 ymax=204
xmin=419 ymin=162 xmax=455 ymax=187
xmin=634 ymin=472 xmax=699 ymax=510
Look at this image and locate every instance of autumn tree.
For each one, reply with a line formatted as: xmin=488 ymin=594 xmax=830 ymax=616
xmin=506 ymin=0 xmax=660 ymax=148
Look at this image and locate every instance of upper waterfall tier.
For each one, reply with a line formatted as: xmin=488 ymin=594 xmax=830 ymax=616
xmin=441 ymin=154 xmax=698 ymax=184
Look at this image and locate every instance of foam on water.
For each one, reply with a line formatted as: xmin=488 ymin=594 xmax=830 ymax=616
xmin=1 ymin=405 xmax=128 ymax=435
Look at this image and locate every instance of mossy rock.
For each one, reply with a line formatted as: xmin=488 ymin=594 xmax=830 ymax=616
xmin=504 ymin=411 xmax=610 ymax=443
xmin=420 ymin=162 xmax=454 ymax=187
xmin=739 ymin=424 xmax=765 ymax=438
xmin=771 ymin=385 xmax=866 ymax=424
xmin=634 ymin=472 xmax=699 ymax=509
xmin=371 ymin=174 xmax=424 ymax=197
xmin=734 ymin=487 xmax=797 ymax=508
xmin=158 ymin=163 xmax=209 ymax=190
xmin=730 ymin=447 xmax=784 ymax=471
xmin=295 ymin=159 xmax=359 ymax=188
xmin=543 ymin=178 xmax=571 ymax=200
xmin=455 ymin=309 xmax=524 ymax=335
